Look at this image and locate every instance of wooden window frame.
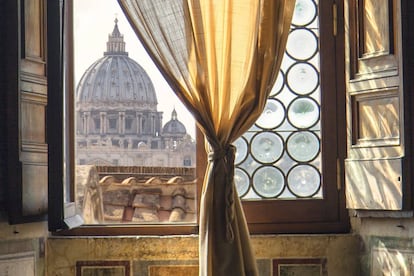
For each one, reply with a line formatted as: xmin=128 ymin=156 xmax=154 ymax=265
xmin=47 ymin=0 xmax=349 ymax=235
xmin=242 ymin=0 xmax=349 ymax=234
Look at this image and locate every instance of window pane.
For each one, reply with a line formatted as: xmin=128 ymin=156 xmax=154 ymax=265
xmin=73 ymin=0 xmax=196 ymax=224
xmin=235 ymin=0 xmax=322 ymax=200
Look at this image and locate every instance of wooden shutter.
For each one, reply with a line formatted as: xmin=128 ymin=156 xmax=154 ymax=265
xmin=344 ymin=0 xmax=409 ymax=210
xmin=6 ymin=0 xmax=48 ymax=223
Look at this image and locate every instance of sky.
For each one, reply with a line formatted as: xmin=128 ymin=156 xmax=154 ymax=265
xmin=73 ymin=0 xmax=196 ymax=138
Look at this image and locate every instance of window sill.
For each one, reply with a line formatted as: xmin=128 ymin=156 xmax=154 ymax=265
xmin=51 ymin=223 xmax=199 ymax=236
xmin=350 ymin=210 xmax=413 ymax=218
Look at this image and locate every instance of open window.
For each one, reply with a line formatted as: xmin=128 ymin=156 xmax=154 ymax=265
xmin=48 ymin=0 xmax=349 ymax=234
xmin=48 ymin=0 xmax=203 ymax=234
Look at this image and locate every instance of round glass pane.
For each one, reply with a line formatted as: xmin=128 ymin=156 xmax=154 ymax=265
xmin=233 ymin=137 xmax=248 ymax=164
xmin=287 ymin=62 xmax=319 ymax=95
xmin=270 ymin=70 xmax=285 ymax=97
xmin=287 ymin=131 xmax=319 ymax=162
xmin=287 ymin=165 xmax=320 ymax=197
xmin=292 ymin=0 xmax=317 ymax=26
xmin=253 ymin=166 xmax=285 ymax=198
xmin=286 ymin=29 xmax=318 ymax=61
xmin=234 ymin=168 xmax=250 ymax=197
xmin=288 ymin=97 xmax=319 ymax=129
xmin=251 ymin=132 xmax=284 ymax=163
xmin=255 ymin=99 xmax=285 ymax=129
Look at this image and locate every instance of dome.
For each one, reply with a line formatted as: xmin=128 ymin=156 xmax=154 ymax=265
xmin=76 ymin=19 xmax=157 ymax=109
xmin=162 ymin=109 xmax=187 ymax=137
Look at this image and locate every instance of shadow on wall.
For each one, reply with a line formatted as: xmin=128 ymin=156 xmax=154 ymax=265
xmin=365 ymin=237 xmax=414 ymax=275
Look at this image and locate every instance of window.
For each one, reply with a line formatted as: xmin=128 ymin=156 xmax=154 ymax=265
xmin=108 ymin=118 xmax=117 ymax=130
xmin=48 ymin=0 xmax=348 ymax=234
xmin=238 ymin=0 xmax=349 ymax=233
xmin=47 ymin=0 xmax=201 ymax=234
xmin=93 ymin=118 xmax=100 ymax=131
xmin=73 ymin=0 xmax=198 ymax=227
xmin=125 ymin=117 xmax=133 ymax=130
xmin=184 ymin=158 xmax=192 ymax=167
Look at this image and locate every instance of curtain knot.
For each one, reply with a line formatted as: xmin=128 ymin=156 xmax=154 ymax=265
xmin=209 ymin=144 xmax=236 ymax=242
xmin=208 ymin=144 xmax=236 ymax=163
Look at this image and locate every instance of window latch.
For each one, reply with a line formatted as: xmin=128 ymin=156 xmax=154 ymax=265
xmin=337 ymin=157 xmax=342 ymax=190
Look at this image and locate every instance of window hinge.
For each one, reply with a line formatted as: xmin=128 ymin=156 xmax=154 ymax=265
xmin=333 ymin=3 xmax=338 ymax=36
xmin=336 ymin=158 xmax=342 ymax=190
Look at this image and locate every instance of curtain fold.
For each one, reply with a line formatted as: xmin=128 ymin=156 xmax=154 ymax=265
xmin=117 ymin=1 xmax=295 ymax=275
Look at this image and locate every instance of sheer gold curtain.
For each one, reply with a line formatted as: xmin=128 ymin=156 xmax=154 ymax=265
xmin=118 ymin=1 xmax=294 ymax=275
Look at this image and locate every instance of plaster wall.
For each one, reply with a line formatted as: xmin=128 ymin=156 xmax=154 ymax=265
xmin=46 ymin=234 xmax=359 ymax=276
xmin=351 ymin=216 xmax=414 ymax=275
xmin=0 ymin=220 xmax=48 ymax=276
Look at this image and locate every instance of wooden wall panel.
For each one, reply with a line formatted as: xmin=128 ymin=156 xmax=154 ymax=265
xmin=362 ymin=0 xmax=390 ymax=56
xmin=17 ymin=0 xmax=48 ymax=221
xmin=21 ymin=0 xmax=46 ymax=76
xmin=345 ymin=158 xmax=402 ymax=210
xmin=358 ymin=97 xmax=398 ymax=140
xmin=22 ymin=164 xmax=48 ymax=216
xmin=349 ymin=0 xmax=397 ymax=78
xmin=352 ymin=91 xmax=400 ymax=146
xmin=21 ymin=101 xmax=46 ymax=144
xmin=345 ymin=0 xmax=406 ymax=210
xmin=6 ymin=0 xmax=48 ymax=223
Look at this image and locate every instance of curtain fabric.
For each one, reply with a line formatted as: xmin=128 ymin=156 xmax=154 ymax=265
xmin=117 ymin=1 xmax=295 ymax=275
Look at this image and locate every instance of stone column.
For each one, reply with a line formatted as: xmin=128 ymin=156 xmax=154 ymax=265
xmin=119 ymin=111 xmax=125 ymax=134
xmin=151 ymin=114 xmax=155 ymax=135
xmin=136 ymin=112 xmax=142 ymax=135
xmin=83 ymin=111 xmax=90 ymax=135
xmin=100 ymin=112 xmax=105 ymax=134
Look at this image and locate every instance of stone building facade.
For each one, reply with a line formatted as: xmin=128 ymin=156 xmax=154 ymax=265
xmin=75 ymin=19 xmax=195 ymax=167
xmin=76 ymin=165 xmax=196 ymax=224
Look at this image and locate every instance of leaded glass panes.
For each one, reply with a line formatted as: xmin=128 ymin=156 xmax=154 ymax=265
xmin=287 ymin=62 xmax=319 ymax=95
xmin=252 ymin=166 xmax=285 ymax=198
xmin=286 ymin=131 xmax=319 ymax=162
xmin=235 ymin=0 xmax=322 ymax=200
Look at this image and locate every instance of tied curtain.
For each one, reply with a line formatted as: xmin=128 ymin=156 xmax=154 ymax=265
xmin=118 ymin=1 xmax=294 ymax=275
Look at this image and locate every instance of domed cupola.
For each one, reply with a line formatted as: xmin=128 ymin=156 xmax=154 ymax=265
xmin=162 ymin=109 xmax=187 ymax=138
xmin=76 ymin=19 xmax=158 ymax=110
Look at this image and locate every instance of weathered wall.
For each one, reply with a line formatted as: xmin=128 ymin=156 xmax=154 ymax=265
xmin=351 ymin=216 xmax=414 ymax=275
xmin=46 ymin=234 xmax=359 ymax=276
xmin=8 ymin=214 xmax=411 ymax=276
xmin=0 ymin=219 xmax=48 ymax=276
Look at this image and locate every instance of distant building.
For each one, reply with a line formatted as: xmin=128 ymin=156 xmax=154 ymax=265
xmin=75 ymin=19 xmax=195 ymax=167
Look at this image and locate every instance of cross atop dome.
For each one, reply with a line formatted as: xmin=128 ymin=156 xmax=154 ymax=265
xmin=104 ymin=18 xmax=128 ymax=56
xmin=171 ymin=108 xmax=178 ymax=120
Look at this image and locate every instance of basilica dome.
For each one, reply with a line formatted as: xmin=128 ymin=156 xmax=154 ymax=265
xmin=76 ymin=19 xmax=157 ymax=110
xmin=163 ymin=109 xmax=187 ymax=138
xmin=75 ymin=19 xmax=195 ymax=168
